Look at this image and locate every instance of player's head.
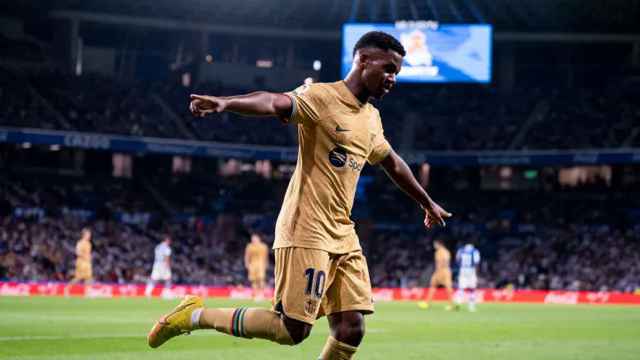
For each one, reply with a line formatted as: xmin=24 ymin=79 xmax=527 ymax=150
xmin=433 ymin=239 xmax=445 ymax=249
xmin=163 ymin=235 xmax=172 ymax=245
xmin=81 ymin=227 xmax=91 ymax=240
xmin=251 ymin=233 xmax=261 ymax=243
xmin=351 ymin=31 xmax=405 ymax=99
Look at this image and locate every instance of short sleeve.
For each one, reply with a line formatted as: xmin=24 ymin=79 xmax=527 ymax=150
xmin=283 ymin=84 xmax=323 ymax=126
xmin=367 ymin=113 xmax=392 ymax=165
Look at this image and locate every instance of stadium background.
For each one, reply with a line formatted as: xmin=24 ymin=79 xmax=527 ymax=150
xmin=0 ymin=1 xmax=639 ymax=359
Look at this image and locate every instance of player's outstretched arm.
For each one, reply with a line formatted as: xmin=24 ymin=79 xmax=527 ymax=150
xmin=379 ymin=149 xmax=452 ymax=229
xmin=189 ymin=92 xmax=292 ymax=119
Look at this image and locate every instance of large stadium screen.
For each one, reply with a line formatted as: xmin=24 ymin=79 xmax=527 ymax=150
xmin=342 ymin=22 xmax=492 ymax=83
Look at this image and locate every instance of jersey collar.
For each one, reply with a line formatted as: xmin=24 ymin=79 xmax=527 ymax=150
xmin=336 ymin=80 xmax=366 ymax=108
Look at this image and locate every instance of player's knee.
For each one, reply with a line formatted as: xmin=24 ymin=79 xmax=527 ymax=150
xmin=329 ymin=312 xmax=365 ymax=347
xmin=336 ymin=321 xmax=365 ymax=346
xmin=282 ymin=315 xmax=312 ymax=345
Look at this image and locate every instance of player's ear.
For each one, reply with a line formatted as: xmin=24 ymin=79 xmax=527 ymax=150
xmin=355 ymin=50 xmax=369 ymax=68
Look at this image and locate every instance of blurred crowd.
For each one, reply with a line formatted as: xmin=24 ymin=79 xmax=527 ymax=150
xmin=0 ymin=217 xmax=248 ymax=286
xmin=1 ymin=171 xmax=638 ymax=293
xmin=1 ymin=2 xmax=639 ymax=297
xmin=365 ymin=223 xmax=640 ymax=293
xmin=492 ymin=224 xmax=640 ymax=293
xmin=1 ymin=69 xmax=639 ymax=150
xmin=2 ymin=212 xmax=638 ymax=293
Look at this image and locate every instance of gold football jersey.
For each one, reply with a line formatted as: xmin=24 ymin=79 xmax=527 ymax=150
xmin=274 ymin=81 xmax=392 ymax=254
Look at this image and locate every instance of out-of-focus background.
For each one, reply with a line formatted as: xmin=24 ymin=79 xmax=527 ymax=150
xmin=0 ymin=1 xmax=639 ymax=359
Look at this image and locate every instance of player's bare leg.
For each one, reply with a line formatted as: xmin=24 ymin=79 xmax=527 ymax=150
xmin=66 ymin=277 xmax=92 ymax=297
xmin=454 ymin=289 xmax=462 ymax=308
xmin=254 ymin=278 xmax=265 ymax=301
xmin=197 ymin=305 xmax=310 ymax=343
xmin=319 ymin=311 xmax=364 ymax=360
xmin=148 ymin=296 xmax=312 ymax=348
xmin=65 ymin=276 xmax=90 ymax=297
xmin=160 ymin=280 xmax=173 ymax=299
xmin=419 ymin=277 xmax=438 ymax=309
xmin=144 ymin=280 xmax=156 ymax=297
xmin=418 ymin=286 xmax=435 ymax=309
xmin=64 ymin=278 xmax=78 ymax=297
xmin=468 ymin=289 xmax=477 ymax=312
xmin=444 ymin=285 xmax=457 ymax=311
xmin=82 ymin=278 xmax=94 ymax=298
xmin=425 ymin=285 xmax=436 ymax=307
xmin=250 ymin=280 xmax=262 ymax=301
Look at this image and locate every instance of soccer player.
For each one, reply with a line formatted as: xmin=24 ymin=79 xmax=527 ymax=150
xmin=455 ymin=243 xmax=481 ymax=312
xmin=148 ymin=31 xmax=452 ymax=359
xmin=145 ymin=236 xmax=172 ymax=298
xmin=422 ymin=239 xmax=455 ymax=310
xmin=244 ymin=233 xmax=269 ymax=301
xmin=64 ymin=227 xmax=93 ymax=296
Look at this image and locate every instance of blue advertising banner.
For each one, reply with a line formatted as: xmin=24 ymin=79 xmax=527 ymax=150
xmin=1 ymin=127 xmax=639 ymax=166
xmin=0 ymin=127 xmax=298 ymax=161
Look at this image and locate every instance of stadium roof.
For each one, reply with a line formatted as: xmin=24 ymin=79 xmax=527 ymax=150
xmin=4 ymin=0 xmax=640 ymax=33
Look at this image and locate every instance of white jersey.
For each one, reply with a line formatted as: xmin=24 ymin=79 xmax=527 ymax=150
xmin=154 ymin=242 xmax=171 ymax=267
xmin=456 ymin=244 xmax=480 ymax=289
xmin=151 ymin=242 xmax=172 ymax=281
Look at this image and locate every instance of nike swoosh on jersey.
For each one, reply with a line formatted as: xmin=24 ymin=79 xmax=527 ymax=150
xmin=335 ymin=125 xmax=350 ymax=132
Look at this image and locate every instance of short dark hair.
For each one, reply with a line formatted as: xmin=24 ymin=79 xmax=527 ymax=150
xmin=353 ymin=31 xmax=406 ymax=57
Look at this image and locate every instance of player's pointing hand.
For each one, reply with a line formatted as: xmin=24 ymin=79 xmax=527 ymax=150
xmin=423 ymin=201 xmax=452 ymax=229
xmin=189 ymin=94 xmax=227 ymax=117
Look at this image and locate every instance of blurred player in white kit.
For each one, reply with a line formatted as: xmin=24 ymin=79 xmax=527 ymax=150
xmin=455 ymin=243 xmax=481 ymax=312
xmin=145 ymin=236 xmax=172 ymax=298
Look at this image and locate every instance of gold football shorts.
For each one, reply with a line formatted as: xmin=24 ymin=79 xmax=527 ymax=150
xmin=430 ymin=269 xmax=453 ymax=289
xmin=248 ymin=265 xmax=266 ymax=283
xmin=273 ymin=247 xmax=374 ymax=325
xmin=73 ymin=261 xmax=93 ymax=281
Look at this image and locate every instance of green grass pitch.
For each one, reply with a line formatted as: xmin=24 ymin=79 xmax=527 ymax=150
xmin=1 ymin=296 xmax=639 ymax=359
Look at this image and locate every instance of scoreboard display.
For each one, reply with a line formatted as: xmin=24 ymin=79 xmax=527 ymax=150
xmin=342 ymin=21 xmax=492 ymax=83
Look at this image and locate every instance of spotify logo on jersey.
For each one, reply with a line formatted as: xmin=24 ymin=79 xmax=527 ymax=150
xmin=328 ymin=147 xmax=347 ymax=168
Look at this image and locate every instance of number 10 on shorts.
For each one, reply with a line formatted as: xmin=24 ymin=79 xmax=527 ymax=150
xmin=304 ymin=268 xmax=326 ymax=299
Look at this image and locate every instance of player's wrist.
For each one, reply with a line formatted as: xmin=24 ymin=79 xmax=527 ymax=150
xmin=218 ymin=97 xmax=229 ymax=112
xmin=420 ymin=200 xmax=434 ymax=212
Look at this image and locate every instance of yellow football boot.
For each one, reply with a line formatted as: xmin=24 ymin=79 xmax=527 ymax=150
xmin=148 ymin=295 xmax=204 ymax=348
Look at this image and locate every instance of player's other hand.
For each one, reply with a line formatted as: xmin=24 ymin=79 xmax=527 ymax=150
xmin=423 ymin=201 xmax=452 ymax=229
xmin=189 ymin=94 xmax=227 ymax=117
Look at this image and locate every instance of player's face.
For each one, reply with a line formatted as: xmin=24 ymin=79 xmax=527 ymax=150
xmin=361 ymin=49 xmax=403 ymax=99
